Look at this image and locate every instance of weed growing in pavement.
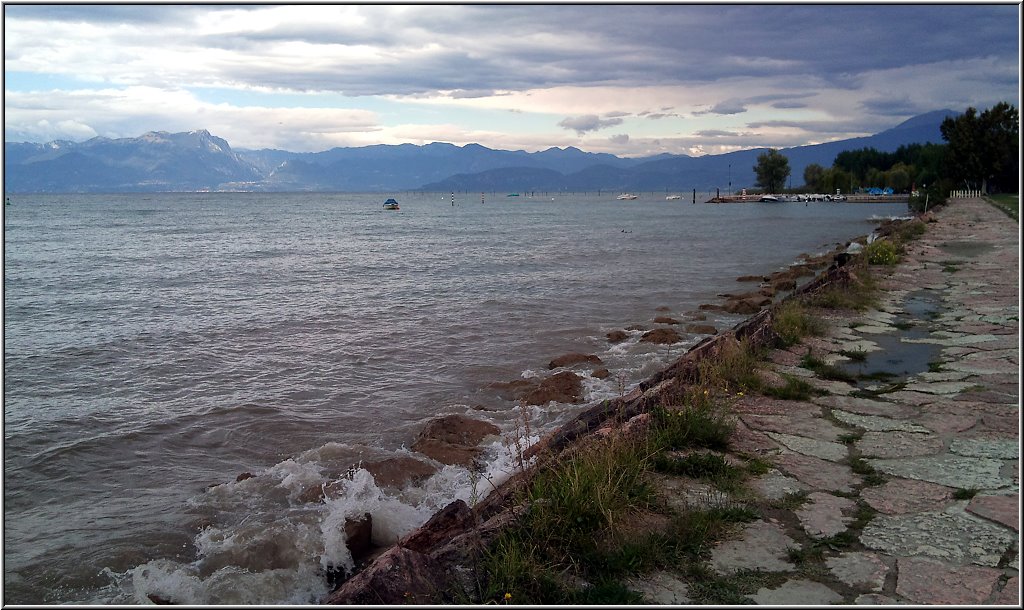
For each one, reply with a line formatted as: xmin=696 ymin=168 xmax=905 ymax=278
xmin=767 ymin=490 xmax=811 ymax=511
xmin=762 ymin=374 xmax=826 ymax=400
xmin=953 ymin=487 xmax=981 ymax=500
xmin=799 ymin=353 xmax=858 ymax=382
xmin=839 ymin=348 xmax=868 ymax=362
xmin=837 ymin=431 xmax=864 ymax=445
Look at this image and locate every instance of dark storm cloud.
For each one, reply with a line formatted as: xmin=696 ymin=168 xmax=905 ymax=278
xmin=14 ymin=4 xmax=1014 ymax=98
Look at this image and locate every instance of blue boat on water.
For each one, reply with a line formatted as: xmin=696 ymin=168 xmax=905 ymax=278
xmin=383 ymin=198 xmax=400 ymax=210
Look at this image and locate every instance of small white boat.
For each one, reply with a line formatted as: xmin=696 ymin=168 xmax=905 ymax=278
xmin=383 ymin=198 xmax=400 ymax=210
xmin=665 ymin=194 xmax=682 ymax=200
xmin=759 ymin=195 xmax=780 ymax=202
xmin=616 ymin=193 xmax=638 ymax=200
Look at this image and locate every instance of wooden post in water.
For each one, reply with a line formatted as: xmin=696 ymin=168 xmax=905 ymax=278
xmin=692 ymin=188 xmax=696 ymax=204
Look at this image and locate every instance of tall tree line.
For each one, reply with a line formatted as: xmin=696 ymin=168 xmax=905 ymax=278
xmin=801 ymin=102 xmax=1018 ymax=195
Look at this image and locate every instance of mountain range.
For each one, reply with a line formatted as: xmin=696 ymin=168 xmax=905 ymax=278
xmin=3 ymin=110 xmax=957 ymax=193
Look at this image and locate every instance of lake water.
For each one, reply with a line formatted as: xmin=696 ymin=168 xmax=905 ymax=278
xmin=2 ymin=192 xmax=908 ymax=603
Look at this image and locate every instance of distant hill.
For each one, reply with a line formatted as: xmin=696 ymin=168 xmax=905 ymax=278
xmin=3 ymin=110 xmax=958 ymax=193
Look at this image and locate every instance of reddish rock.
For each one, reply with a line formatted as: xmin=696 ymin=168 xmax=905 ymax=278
xmin=486 ymin=378 xmax=536 ymax=400
xmin=728 ymin=420 xmax=782 ymax=456
xmin=399 ymin=500 xmax=475 ymax=554
xmin=236 ymin=472 xmax=255 ymax=482
xmin=298 ymin=482 xmax=327 ymax=504
xmin=723 ymin=298 xmax=764 ymax=314
xmin=591 ymin=367 xmax=611 ymax=379
xmin=860 ymin=478 xmax=954 ymax=515
xmin=685 ymin=324 xmax=717 ymax=335
xmin=363 ymin=457 xmax=439 ymax=488
xmin=655 ymin=306 xmax=671 ymax=312
xmin=640 ymin=328 xmax=682 ymax=344
xmin=737 ymin=274 xmax=766 ymax=282
xmin=323 ymin=546 xmax=446 ymax=605
xmin=993 ymin=576 xmax=1019 ymax=604
xmin=549 ymin=352 xmax=603 ymax=369
xmin=698 ymin=303 xmax=726 ymax=311
xmin=774 ymin=452 xmax=859 ymax=493
xmin=607 ymin=330 xmax=629 ymax=343
xmin=771 ymin=278 xmax=797 ymax=291
xmin=895 ymin=556 xmax=1002 ymax=604
xmin=966 ymin=494 xmax=1019 ymax=531
xmin=523 ymin=371 xmax=585 ymax=405
xmin=653 ymin=316 xmax=681 ymax=325
xmin=411 ymin=414 xmax=500 ymax=466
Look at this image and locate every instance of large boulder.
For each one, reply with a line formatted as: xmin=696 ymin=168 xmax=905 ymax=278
xmin=548 ymin=352 xmax=603 ymax=369
xmin=323 ymin=546 xmax=446 ymax=605
xmin=486 ymin=379 xmax=536 ymax=400
xmin=607 ymin=330 xmax=629 ymax=343
xmin=363 ymin=457 xmax=439 ymax=489
xmin=724 ymin=296 xmax=770 ymax=315
xmin=640 ymin=328 xmax=682 ymax=344
xmin=411 ymin=415 xmax=500 ymax=466
xmin=523 ymin=371 xmax=584 ymax=405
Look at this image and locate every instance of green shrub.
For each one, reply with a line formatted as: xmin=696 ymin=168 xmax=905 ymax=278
xmin=865 ymin=239 xmax=899 ymax=265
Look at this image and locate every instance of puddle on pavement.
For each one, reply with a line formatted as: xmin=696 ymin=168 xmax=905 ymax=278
xmin=938 ymin=240 xmax=995 ymax=258
xmin=838 ymin=290 xmax=944 ymax=386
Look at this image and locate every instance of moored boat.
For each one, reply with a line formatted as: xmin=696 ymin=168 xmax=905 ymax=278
xmin=616 ymin=193 xmax=638 ymax=200
xmin=383 ymin=198 xmax=400 ymax=210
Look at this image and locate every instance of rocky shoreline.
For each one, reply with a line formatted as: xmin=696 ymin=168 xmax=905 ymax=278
xmin=314 ymin=208 xmax=967 ymax=603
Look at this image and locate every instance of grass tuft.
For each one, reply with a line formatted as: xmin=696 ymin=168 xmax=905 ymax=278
xmin=772 ymin=301 xmax=826 ymax=347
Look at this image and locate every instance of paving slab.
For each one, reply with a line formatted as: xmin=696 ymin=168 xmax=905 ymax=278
xmin=854 ymin=593 xmax=903 ymax=604
xmin=825 ymin=551 xmax=889 ymax=592
xmin=860 ymin=508 xmax=1015 ymax=566
xmin=860 ymin=478 xmax=955 ymax=515
xmin=709 ymin=520 xmax=797 ymax=574
xmin=625 ymin=571 xmax=691 ymax=604
xmin=867 ymin=454 xmax=1009 ymax=490
xmin=832 ymin=410 xmax=932 ymax=433
xmin=949 ymin=438 xmax=1019 ymax=460
xmin=895 ymin=556 xmax=1004 ymax=604
xmin=902 ymin=380 xmax=983 ymax=395
xmin=812 ymin=394 xmax=917 ymax=419
xmin=741 ymin=412 xmax=847 ymax=440
xmin=855 ymin=431 xmax=944 ymax=459
xmin=764 ymin=432 xmax=848 ymax=462
xmin=966 ymin=494 xmax=1019 ymax=531
xmin=748 ymin=469 xmax=809 ymax=501
xmin=795 ymin=491 xmax=856 ymax=538
xmin=748 ymin=579 xmax=843 ymax=605
xmin=774 ymin=452 xmax=860 ymax=494
xmin=992 ymin=575 xmax=1019 ymax=605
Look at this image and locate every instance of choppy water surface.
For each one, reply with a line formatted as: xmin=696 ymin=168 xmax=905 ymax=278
xmin=3 ymin=192 xmax=908 ymax=603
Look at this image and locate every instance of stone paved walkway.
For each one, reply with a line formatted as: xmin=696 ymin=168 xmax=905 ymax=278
xmin=632 ymin=198 xmax=1019 ymax=604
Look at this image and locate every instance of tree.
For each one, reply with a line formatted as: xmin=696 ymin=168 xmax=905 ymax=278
xmin=803 ymin=163 xmax=826 ymax=191
xmin=941 ymin=102 xmax=1019 ymax=193
xmin=753 ymin=149 xmax=790 ymax=194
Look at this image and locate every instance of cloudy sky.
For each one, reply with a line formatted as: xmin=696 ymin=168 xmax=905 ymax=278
xmin=3 ymin=3 xmax=1019 ymax=157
